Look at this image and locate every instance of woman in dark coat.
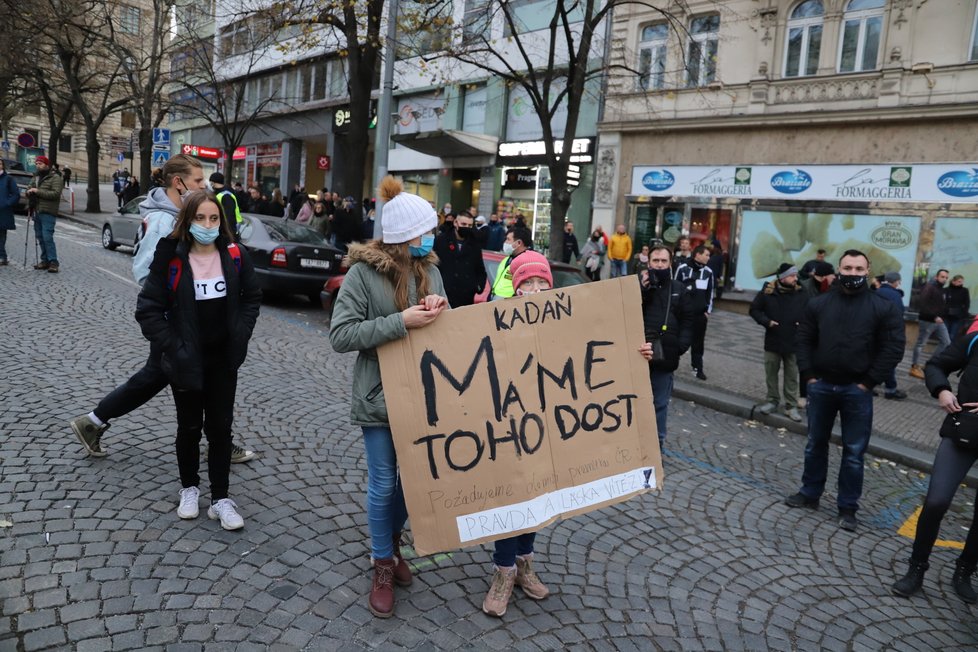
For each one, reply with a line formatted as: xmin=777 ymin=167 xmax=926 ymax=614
xmin=891 ymin=317 xmax=978 ymax=602
xmin=0 ymin=159 xmax=20 ymax=265
xmin=135 ymin=190 xmax=261 ymax=531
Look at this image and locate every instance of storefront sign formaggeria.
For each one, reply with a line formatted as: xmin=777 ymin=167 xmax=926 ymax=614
xmin=377 ymin=277 xmax=661 ymax=555
xmin=629 ymin=165 xmax=978 ymax=204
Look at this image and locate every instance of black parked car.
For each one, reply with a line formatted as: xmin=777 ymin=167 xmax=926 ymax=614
xmin=238 ymin=214 xmax=345 ymax=305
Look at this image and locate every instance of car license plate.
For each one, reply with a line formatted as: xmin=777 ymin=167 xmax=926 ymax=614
xmin=300 ymin=259 xmax=330 ymax=269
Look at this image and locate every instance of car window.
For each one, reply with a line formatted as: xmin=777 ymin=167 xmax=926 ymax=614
xmin=2 ymin=159 xmax=25 ymax=172
xmin=261 ymin=218 xmax=329 ymax=244
xmin=553 ymin=269 xmax=587 ymax=288
xmin=238 ymin=216 xmax=255 ymax=242
xmin=121 ymin=196 xmax=144 ymax=215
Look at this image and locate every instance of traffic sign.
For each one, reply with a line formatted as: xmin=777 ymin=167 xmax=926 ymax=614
xmin=17 ymin=133 xmax=35 ymax=148
xmin=1 ymin=141 xmax=8 ymax=151
xmin=117 ymin=152 xmax=125 ymax=163
xmin=151 ymin=150 xmax=170 ymax=167
xmin=152 ymin=128 xmax=170 ymax=146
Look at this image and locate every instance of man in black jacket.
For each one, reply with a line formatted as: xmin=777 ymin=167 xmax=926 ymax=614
xmin=434 ymin=211 xmax=487 ymax=308
xmin=675 ymin=245 xmax=715 ymax=380
xmin=562 ymin=222 xmax=580 ymax=264
xmin=910 ymin=269 xmax=951 ymax=379
xmin=749 ymin=263 xmax=808 ymax=421
xmin=785 ymin=249 xmax=905 ymax=531
xmin=640 ymin=245 xmax=694 ymax=446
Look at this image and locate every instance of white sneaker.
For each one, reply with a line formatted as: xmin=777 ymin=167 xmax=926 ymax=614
xmin=208 ymin=498 xmax=244 ymax=530
xmin=757 ymin=402 xmax=778 ymax=415
xmin=177 ymin=487 xmax=200 ymax=519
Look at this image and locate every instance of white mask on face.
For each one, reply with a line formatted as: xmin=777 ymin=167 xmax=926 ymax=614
xmin=502 ymin=242 xmax=515 ymax=256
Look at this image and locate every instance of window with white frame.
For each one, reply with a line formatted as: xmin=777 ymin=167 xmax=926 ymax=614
xmin=637 ymin=23 xmax=668 ymax=90
xmin=784 ymin=0 xmax=823 ymax=77
xmin=970 ymin=4 xmax=978 ymax=61
xmin=686 ymin=14 xmax=719 ymax=87
xmin=463 ymin=0 xmax=490 ymax=40
xmin=118 ymin=5 xmax=140 ymax=34
xmin=838 ymin=0 xmax=885 ymax=73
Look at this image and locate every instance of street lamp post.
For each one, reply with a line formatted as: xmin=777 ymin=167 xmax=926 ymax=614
xmin=372 ymin=0 xmax=399 ymax=239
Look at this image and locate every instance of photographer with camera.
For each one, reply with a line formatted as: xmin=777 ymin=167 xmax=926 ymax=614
xmin=27 ymin=156 xmax=63 ymax=273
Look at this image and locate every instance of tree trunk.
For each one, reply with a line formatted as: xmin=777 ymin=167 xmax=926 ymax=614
xmin=138 ymin=125 xmax=152 ymax=193
xmin=548 ymin=162 xmax=572 ymax=260
xmin=84 ymin=128 xmax=102 ymax=213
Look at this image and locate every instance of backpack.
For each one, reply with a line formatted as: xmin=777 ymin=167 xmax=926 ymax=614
xmin=167 ymin=243 xmax=242 ymax=293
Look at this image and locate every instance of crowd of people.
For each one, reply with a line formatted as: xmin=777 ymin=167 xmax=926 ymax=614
xmin=28 ymin=154 xmax=974 ymax=617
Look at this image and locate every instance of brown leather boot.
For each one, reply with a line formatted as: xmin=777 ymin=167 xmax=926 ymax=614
xmin=515 ymin=555 xmax=549 ymax=600
xmin=392 ymin=532 xmax=413 ymax=586
xmin=368 ymin=558 xmax=396 ymax=618
xmin=909 ymin=364 xmax=925 ymax=379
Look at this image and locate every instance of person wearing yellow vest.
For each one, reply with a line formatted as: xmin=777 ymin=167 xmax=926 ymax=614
xmin=490 ymin=225 xmax=533 ymax=299
xmin=210 ymin=173 xmax=242 ymax=235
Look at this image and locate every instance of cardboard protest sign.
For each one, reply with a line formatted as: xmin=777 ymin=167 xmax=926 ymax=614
xmin=377 ymin=276 xmax=662 ymax=556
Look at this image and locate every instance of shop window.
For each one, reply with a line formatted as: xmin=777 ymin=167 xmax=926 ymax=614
xmin=971 ymin=4 xmax=978 ymax=61
xmin=688 ymin=208 xmax=731 ymax=256
xmin=686 ymin=15 xmax=720 ymax=87
xmin=838 ymin=0 xmax=884 ymax=73
xmin=637 ymin=23 xmax=668 ymax=91
xmin=58 ymin=135 xmax=72 ymax=153
xmin=504 ymin=0 xmax=583 ymax=36
xmin=118 ymin=5 xmax=140 ymax=35
xmin=463 ymin=0 xmax=491 ymax=40
xmin=784 ymin=1 xmax=823 ymax=77
xmin=462 ymin=85 xmax=487 ymax=132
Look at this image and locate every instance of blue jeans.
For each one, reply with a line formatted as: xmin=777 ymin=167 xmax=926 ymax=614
xmin=610 ymin=259 xmax=627 ymax=278
xmin=912 ymin=320 xmax=950 ymax=365
xmin=493 ymin=532 xmax=536 ymax=567
xmin=362 ymin=426 xmax=408 ymax=560
xmin=799 ymin=380 xmax=874 ymax=511
xmin=650 ymin=369 xmax=674 ymax=445
xmin=34 ymin=212 xmax=58 ymax=265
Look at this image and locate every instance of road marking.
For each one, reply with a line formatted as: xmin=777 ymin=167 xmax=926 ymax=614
xmin=897 ymin=506 xmax=964 ymax=549
xmin=96 ymin=266 xmax=139 ymax=289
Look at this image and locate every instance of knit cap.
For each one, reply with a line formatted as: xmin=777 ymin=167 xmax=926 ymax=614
xmin=510 ymin=251 xmax=553 ymax=291
xmin=813 ymin=261 xmax=835 ymax=277
xmin=378 ymin=176 xmax=437 ymax=244
xmin=776 ymin=263 xmax=798 ymax=280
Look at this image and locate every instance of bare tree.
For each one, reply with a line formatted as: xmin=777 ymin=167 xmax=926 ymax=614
xmin=274 ymin=0 xmax=385 ymax=198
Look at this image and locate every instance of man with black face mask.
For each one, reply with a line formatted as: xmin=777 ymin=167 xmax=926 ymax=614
xmin=785 ymin=249 xmax=905 ymax=532
xmin=639 ymin=245 xmax=694 ymax=447
xmin=434 ymin=211 xmax=487 ymax=308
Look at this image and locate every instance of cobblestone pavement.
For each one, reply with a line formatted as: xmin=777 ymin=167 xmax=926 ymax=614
xmin=1 ymin=217 xmax=977 ymax=651
xmin=672 ymin=305 xmax=949 ymax=453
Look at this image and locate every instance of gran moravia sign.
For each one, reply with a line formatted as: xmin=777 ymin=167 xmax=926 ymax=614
xmin=629 ymin=164 xmax=978 ymax=204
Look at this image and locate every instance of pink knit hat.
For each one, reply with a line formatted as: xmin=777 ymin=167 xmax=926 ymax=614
xmin=510 ymin=251 xmax=553 ymax=291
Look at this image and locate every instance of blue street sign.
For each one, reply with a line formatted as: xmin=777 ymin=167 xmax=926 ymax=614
xmin=117 ymin=152 xmax=125 ymax=162
xmin=152 ymin=128 xmax=171 ymax=146
xmin=0 ymin=141 xmax=8 ymax=151
xmin=151 ymin=150 xmax=170 ymax=167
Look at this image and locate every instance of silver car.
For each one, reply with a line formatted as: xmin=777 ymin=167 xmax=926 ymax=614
xmin=101 ymin=195 xmax=145 ymax=251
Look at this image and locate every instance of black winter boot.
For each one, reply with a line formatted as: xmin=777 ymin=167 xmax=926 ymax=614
xmin=952 ymin=560 xmax=977 ymax=604
xmin=891 ymin=559 xmax=929 ymax=597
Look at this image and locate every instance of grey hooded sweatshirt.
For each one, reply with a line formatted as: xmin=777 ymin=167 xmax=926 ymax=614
xmin=132 ymin=187 xmax=179 ymax=285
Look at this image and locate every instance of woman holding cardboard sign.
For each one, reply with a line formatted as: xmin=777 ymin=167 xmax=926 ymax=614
xmin=329 ymin=177 xmax=449 ymax=618
xmin=481 ymin=252 xmax=656 ymax=617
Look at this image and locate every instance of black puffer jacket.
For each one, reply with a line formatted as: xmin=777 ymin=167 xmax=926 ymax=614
xmin=135 ymin=236 xmax=262 ymax=391
xmin=641 ymin=277 xmax=694 ymax=372
xmin=796 ymin=284 xmax=905 ymax=388
xmin=749 ymin=280 xmax=809 ymax=355
xmin=925 ymin=317 xmax=978 ymax=404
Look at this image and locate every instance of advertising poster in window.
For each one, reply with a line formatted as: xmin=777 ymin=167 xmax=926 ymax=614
xmin=734 ymin=211 xmax=920 ymax=305
xmin=930 ymin=217 xmax=978 ymax=302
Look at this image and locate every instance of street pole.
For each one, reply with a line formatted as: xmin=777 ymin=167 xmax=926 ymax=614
xmin=372 ymin=0 xmax=399 ymax=240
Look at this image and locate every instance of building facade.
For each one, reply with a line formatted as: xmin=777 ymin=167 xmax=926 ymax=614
xmin=598 ymin=0 xmax=978 ymax=306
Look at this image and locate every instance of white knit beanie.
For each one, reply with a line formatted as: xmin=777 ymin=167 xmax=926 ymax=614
xmin=378 ymin=176 xmax=437 ymax=244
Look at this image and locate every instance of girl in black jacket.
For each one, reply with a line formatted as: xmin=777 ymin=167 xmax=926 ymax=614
xmin=892 ymin=318 xmax=978 ymax=602
xmin=135 ymin=191 xmax=262 ymax=531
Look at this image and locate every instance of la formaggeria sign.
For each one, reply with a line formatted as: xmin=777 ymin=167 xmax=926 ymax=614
xmin=629 ymin=164 xmax=978 ymax=204
xmin=377 ymin=277 xmax=662 ymax=555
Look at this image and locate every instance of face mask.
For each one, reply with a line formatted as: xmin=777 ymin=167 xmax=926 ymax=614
xmin=639 ymin=253 xmax=649 ymax=263
xmin=839 ymin=274 xmax=867 ymax=291
xmin=502 ymin=242 xmax=515 ymax=256
xmin=189 ymin=223 xmax=220 ymax=245
xmin=653 ymin=268 xmax=671 ymax=285
xmin=409 ymin=234 xmax=434 ymax=258
xmin=591 ymin=234 xmax=600 ymax=242
xmin=456 ymin=227 xmax=474 ymax=239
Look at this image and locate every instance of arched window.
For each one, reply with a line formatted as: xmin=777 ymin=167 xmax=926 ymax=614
xmin=839 ymin=0 xmax=885 ymax=73
xmin=638 ymin=23 xmax=669 ymax=90
xmin=784 ymin=0 xmax=824 ymax=77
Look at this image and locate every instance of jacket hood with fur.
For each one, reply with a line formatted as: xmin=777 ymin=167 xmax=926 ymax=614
xmin=346 ymin=240 xmax=438 ymax=274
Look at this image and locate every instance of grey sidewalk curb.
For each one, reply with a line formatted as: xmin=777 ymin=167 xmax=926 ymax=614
xmin=673 ymin=380 xmax=978 ymax=487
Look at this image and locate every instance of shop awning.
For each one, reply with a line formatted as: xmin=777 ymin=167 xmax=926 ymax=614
xmin=391 ymin=129 xmax=498 ymax=159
